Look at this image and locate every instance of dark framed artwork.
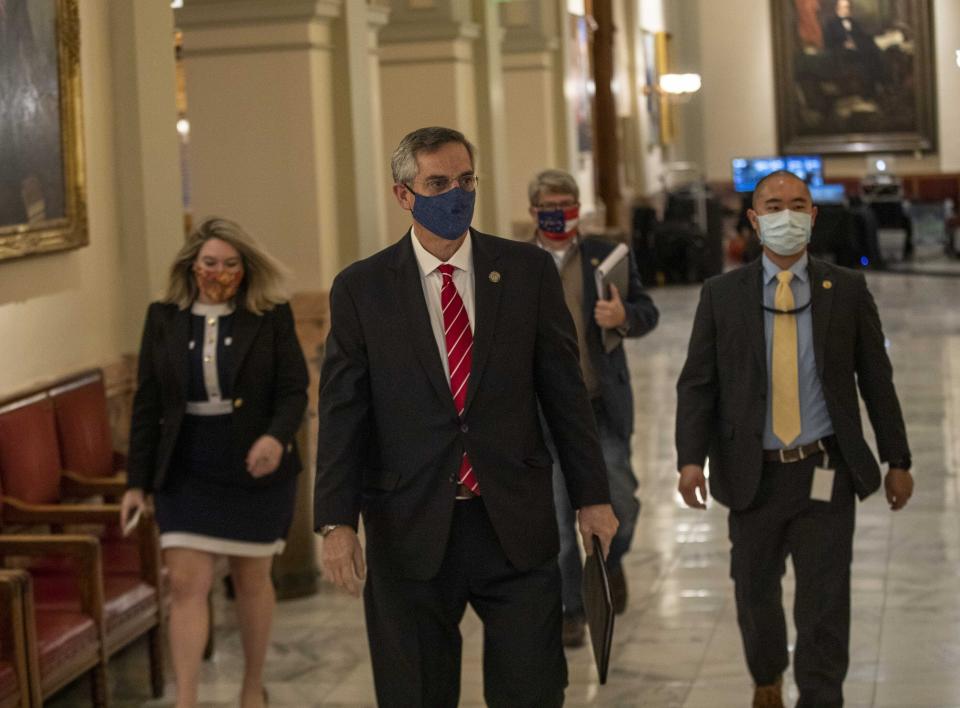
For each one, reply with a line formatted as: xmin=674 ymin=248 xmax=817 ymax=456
xmin=0 ymin=0 xmax=87 ymax=262
xmin=771 ymin=0 xmax=937 ymax=154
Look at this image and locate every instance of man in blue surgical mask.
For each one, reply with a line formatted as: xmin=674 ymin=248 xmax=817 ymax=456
xmin=675 ymin=170 xmax=913 ymax=708
xmin=315 ymin=127 xmax=619 ymax=707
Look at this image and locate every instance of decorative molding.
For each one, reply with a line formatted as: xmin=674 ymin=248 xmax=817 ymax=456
xmin=175 ymin=0 xmax=343 ymax=29
xmin=380 ymin=19 xmax=479 ymax=44
xmin=502 ymin=51 xmax=554 ymax=72
xmin=182 ymin=42 xmax=334 ymax=58
xmin=379 ymin=37 xmax=475 ymax=65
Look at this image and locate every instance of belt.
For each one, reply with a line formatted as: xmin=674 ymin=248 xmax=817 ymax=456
xmin=763 ymin=437 xmax=831 ymax=463
xmin=455 ymin=483 xmax=479 ymax=500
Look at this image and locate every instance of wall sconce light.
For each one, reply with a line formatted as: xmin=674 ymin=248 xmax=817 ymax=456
xmin=644 ymin=73 xmax=702 ymax=96
xmin=658 ymin=73 xmax=702 ymax=95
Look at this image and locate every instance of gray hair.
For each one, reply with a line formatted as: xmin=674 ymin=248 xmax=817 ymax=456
xmin=528 ymin=168 xmax=580 ymax=206
xmin=163 ymin=217 xmax=290 ymax=314
xmin=391 ymin=126 xmax=476 ymax=185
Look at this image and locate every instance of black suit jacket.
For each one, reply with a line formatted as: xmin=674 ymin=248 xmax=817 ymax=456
xmin=822 ymin=15 xmax=873 ymax=53
xmin=676 ymin=257 xmax=909 ymax=511
xmin=314 ymin=230 xmax=610 ymax=580
xmin=127 ymin=301 xmax=309 ymax=492
xmin=577 ymin=237 xmax=659 ymax=440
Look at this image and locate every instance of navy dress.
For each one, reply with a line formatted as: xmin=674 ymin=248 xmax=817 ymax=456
xmin=154 ymin=302 xmax=297 ymax=556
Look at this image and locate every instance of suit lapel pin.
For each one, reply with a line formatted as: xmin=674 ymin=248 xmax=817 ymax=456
xmin=822 ymin=280 xmax=833 ymax=289
xmin=590 ymin=257 xmax=600 ymax=267
xmin=488 ymin=271 xmax=501 ymax=283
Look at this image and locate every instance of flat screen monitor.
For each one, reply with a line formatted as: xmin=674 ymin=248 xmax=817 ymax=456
xmin=809 ymin=183 xmax=847 ymax=204
xmin=731 ymin=155 xmax=825 ymax=193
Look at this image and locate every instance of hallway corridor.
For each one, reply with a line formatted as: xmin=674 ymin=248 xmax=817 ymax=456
xmin=52 ymin=271 xmax=960 ymax=707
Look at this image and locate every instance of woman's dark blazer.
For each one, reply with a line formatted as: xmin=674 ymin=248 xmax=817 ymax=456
xmin=127 ymin=300 xmax=309 ymax=493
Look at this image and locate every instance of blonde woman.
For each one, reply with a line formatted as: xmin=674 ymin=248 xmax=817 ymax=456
xmin=121 ymin=218 xmax=308 ymax=708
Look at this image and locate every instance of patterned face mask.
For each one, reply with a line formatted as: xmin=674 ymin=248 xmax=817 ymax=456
xmin=194 ymin=265 xmax=243 ymax=303
xmin=537 ymin=204 xmax=580 ymax=241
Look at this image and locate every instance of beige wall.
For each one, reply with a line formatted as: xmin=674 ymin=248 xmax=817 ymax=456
xmin=0 ymin=1 xmax=182 ymax=398
xmin=686 ymin=0 xmax=960 ymax=181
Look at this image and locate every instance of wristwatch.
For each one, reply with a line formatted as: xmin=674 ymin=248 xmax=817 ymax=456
xmin=319 ymin=524 xmax=340 ymax=537
xmin=889 ymin=454 xmax=912 ymax=470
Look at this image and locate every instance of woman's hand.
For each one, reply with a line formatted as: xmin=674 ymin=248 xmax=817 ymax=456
xmin=246 ymin=435 xmax=284 ymax=477
xmin=120 ymin=489 xmax=146 ymax=532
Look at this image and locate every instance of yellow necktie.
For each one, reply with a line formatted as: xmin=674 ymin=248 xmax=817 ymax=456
xmin=772 ymin=271 xmax=801 ymax=445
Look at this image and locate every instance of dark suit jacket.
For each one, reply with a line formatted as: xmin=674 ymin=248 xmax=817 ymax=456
xmin=127 ymin=301 xmax=309 ymax=493
xmin=314 ymin=230 xmax=610 ymax=581
xmin=822 ymin=15 xmax=874 ymax=53
xmin=675 ymin=257 xmax=909 ymax=511
xmin=577 ymin=237 xmax=659 ymax=440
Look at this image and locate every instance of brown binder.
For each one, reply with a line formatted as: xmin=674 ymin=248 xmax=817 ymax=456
xmin=581 ymin=535 xmax=615 ymax=684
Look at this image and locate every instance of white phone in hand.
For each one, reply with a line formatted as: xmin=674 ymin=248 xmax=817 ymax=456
xmin=123 ymin=506 xmax=143 ymax=537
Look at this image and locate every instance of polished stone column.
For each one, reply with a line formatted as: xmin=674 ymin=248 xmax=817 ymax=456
xmin=177 ymin=0 xmax=345 ymax=291
xmin=108 ymin=1 xmax=184 ymax=342
xmin=379 ymin=0 xmax=511 ymax=237
xmin=500 ymin=0 xmax=571 ymax=234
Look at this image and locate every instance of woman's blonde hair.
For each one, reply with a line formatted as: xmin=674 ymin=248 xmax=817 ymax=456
xmin=163 ymin=217 xmax=290 ymax=314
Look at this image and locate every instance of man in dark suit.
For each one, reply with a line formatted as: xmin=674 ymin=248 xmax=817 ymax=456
xmin=527 ymin=168 xmax=659 ymax=647
xmin=314 ymin=127 xmax=618 ymax=708
xmin=675 ymin=171 xmax=913 ymax=708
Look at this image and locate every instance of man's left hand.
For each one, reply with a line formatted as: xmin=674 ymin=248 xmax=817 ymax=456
xmin=578 ymin=504 xmax=619 ymax=559
xmin=594 ymin=284 xmax=627 ymax=329
xmin=884 ymin=468 xmax=913 ymax=510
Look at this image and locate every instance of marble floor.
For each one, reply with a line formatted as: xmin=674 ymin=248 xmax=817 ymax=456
xmin=50 ymin=271 xmax=960 ymax=707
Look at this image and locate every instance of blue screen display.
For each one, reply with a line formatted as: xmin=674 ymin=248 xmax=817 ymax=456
xmin=809 ymin=183 xmax=847 ymax=204
xmin=731 ymin=155 xmax=825 ymax=193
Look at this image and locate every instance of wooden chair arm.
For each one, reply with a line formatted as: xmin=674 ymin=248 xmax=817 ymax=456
xmin=61 ymin=470 xmax=126 ymax=498
xmin=0 ymin=569 xmax=27 ymax=657
xmin=2 ymin=496 xmax=162 ymax=585
xmin=0 ymin=534 xmax=105 ymax=622
xmin=0 ymin=568 xmax=32 ymax=703
xmin=1 ymin=495 xmax=122 ymax=526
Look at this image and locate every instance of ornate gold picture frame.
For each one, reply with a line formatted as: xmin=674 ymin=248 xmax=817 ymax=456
xmin=0 ymin=0 xmax=87 ymax=262
xmin=771 ymin=0 xmax=937 ymax=155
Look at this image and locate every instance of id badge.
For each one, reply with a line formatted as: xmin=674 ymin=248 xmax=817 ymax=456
xmin=811 ymin=451 xmax=834 ymax=502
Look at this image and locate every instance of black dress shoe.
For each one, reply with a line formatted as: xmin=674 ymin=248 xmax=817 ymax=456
xmin=608 ymin=564 xmax=628 ymax=615
xmin=562 ymin=613 xmax=586 ymax=648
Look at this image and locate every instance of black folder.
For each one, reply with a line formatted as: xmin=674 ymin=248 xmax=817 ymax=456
xmin=581 ymin=535 xmax=615 ymax=684
xmin=593 ymin=243 xmax=630 ymax=353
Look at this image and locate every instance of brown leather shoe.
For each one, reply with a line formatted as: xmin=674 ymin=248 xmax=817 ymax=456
xmin=752 ymin=676 xmax=784 ymax=708
xmin=609 ymin=564 xmax=628 ymax=615
xmin=562 ymin=613 xmax=586 ymax=648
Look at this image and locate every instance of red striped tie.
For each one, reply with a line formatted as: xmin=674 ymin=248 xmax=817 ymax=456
xmin=437 ymin=264 xmax=479 ymax=494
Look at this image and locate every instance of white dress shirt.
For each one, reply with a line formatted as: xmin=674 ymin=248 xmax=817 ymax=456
xmin=410 ymin=227 xmax=475 ymax=381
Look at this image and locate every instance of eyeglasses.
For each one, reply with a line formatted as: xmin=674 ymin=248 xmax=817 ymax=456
xmin=407 ymin=174 xmax=479 ymax=196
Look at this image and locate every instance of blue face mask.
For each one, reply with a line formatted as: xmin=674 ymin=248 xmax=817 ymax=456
xmin=408 ymin=186 xmax=476 ymax=241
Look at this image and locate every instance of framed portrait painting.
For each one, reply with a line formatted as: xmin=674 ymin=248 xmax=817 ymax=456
xmin=771 ymin=0 xmax=937 ymax=154
xmin=0 ymin=0 xmax=87 ymax=262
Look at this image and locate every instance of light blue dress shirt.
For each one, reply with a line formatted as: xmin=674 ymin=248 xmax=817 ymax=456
xmin=762 ymin=252 xmax=834 ymax=449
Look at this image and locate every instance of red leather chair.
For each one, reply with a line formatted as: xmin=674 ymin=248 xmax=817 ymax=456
xmin=0 ymin=394 xmax=164 ymax=699
xmin=0 ymin=539 xmax=108 ymax=708
xmin=49 ymin=372 xmax=127 ymax=491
